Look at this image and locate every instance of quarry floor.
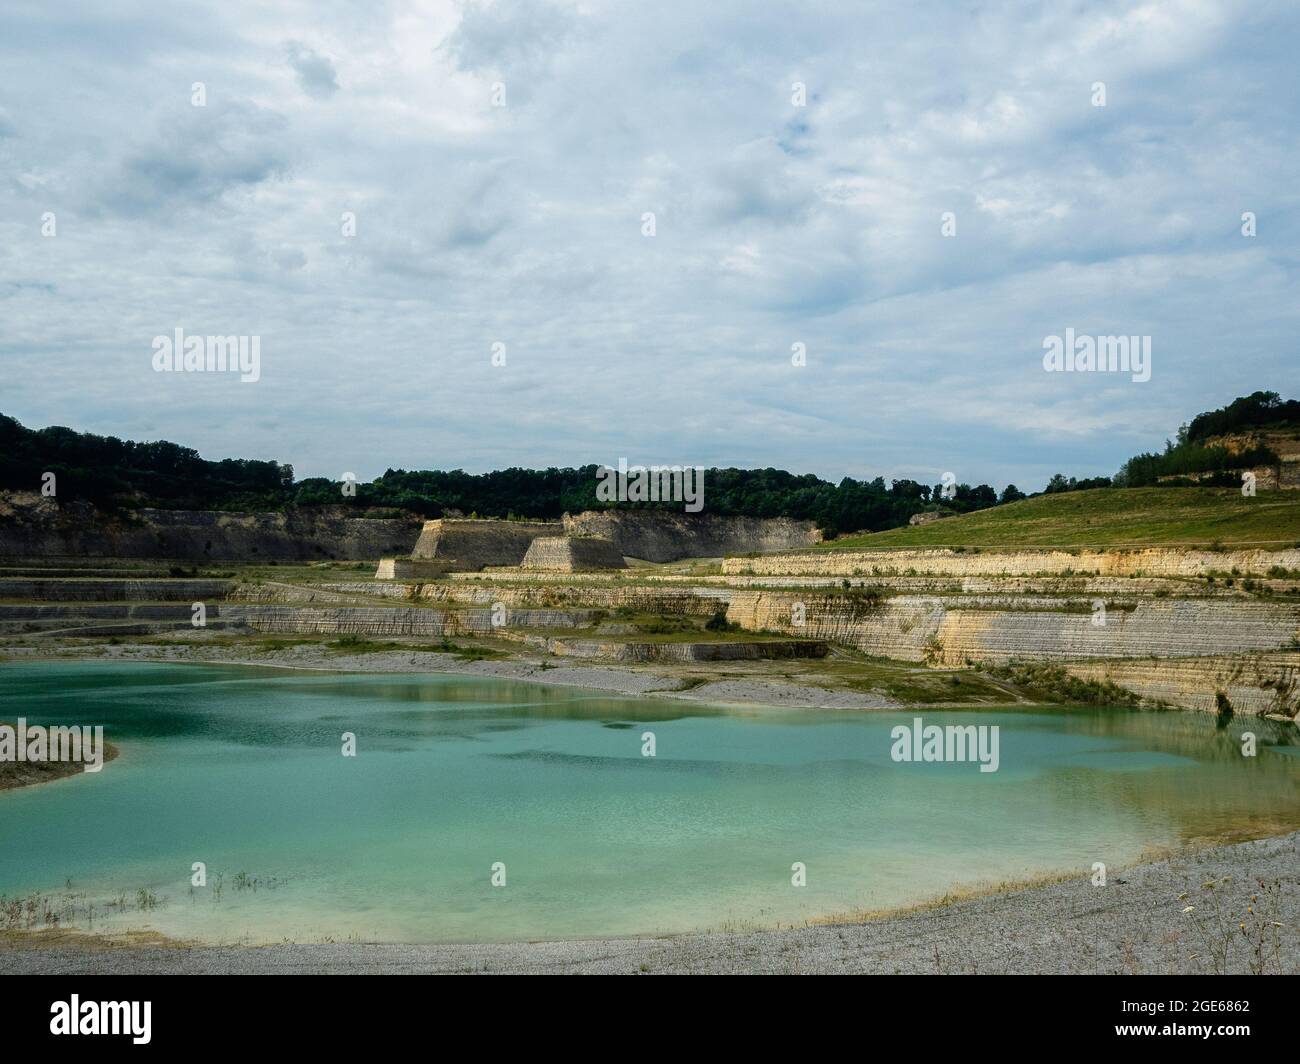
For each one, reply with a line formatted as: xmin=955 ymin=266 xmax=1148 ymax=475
xmin=0 ymin=635 xmax=1035 ymax=711
xmin=4 ymin=832 xmax=1297 ymax=974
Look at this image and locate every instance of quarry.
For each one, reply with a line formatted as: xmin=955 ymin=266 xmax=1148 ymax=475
xmin=1 ymin=489 xmax=1297 ymax=720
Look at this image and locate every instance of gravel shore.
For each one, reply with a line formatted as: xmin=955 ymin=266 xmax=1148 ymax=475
xmin=2 ymin=642 xmax=901 ymax=709
xmin=4 ymin=832 xmax=1296 ymax=974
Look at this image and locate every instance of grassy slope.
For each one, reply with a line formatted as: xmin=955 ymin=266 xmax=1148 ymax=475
xmin=821 ymin=488 xmax=1300 ymax=550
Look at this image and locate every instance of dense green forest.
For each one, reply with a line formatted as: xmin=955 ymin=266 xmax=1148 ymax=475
xmin=1114 ymin=390 xmax=1295 ymax=487
xmin=2 ymin=390 xmax=1293 ymax=535
xmin=0 ymin=414 xmax=294 ymax=512
xmin=0 ymin=412 xmax=1014 ymax=536
xmin=1184 ymin=390 xmax=1300 ymax=442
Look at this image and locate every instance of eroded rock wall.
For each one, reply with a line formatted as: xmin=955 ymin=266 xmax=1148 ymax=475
xmin=0 ymin=492 xmax=422 ymax=562
xmin=1065 ymin=653 xmax=1300 ymax=717
xmin=221 ymin=605 xmax=599 ymax=636
xmin=563 ymin=511 xmax=820 ymax=562
xmin=521 ymin=536 xmax=627 ymax=571
xmin=410 ymin=519 xmax=561 ymax=569
xmin=724 ymin=546 xmax=1300 ymax=579
xmin=723 ymin=590 xmax=1300 ymax=666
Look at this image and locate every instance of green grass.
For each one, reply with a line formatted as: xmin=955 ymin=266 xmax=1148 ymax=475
xmin=980 ymin=662 xmax=1167 ymax=708
xmin=807 ymin=656 xmax=1023 ymax=704
xmin=819 ymin=488 xmax=1300 ymax=550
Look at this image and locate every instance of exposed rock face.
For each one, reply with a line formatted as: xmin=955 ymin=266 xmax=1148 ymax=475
xmin=221 ymin=605 xmax=601 ymax=637
xmin=724 ymin=589 xmax=1300 ymax=667
xmin=0 ymin=492 xmax=422 ymax=561
xmin=374 ymin=558 xmax=449 ymax=580
xmin=562 ymin=511 xmax=820 ymax=562
xmin=908 ymin=510 xmax=956 ymax=526
xmin=1210 ymin=429 xmax=1300 ymax=490
xmin=724 ymin=546 xmax=1300 ymax=578
xmin=521 ymin=536 xmax=627 ymax=572
xmin=0 ymin=494 xmax=818 ymax=566
xmin=1153 ymin=430 xmax=1300 ymax=489
xmin=410 ymin=519 xmax=561 ymax=569
xmin=408 ymin=513 xmax=817 ymax=568
xmin=0 ymin=577 xmax=233 ymax=602
xmin=412 ymin=583 xmax=723 ymax=615
xmin=1066 ymin=653 xmax=1299 ymax=717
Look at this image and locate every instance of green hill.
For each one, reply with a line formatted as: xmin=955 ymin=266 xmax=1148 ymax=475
xmin=820 ymin=488 xmax=1300 ymax=550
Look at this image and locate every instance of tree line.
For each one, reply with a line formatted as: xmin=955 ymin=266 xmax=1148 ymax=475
xmin=1 ymin=413 xmax=1024 ymax=536
xmin=4 ymin=389 xmax=1292 ymax=535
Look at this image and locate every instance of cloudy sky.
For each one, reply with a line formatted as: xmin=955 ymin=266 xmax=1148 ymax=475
xmin=1 ymin=0 xmax=1296 ymax=491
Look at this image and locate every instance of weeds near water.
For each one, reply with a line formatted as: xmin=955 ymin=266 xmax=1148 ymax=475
xmin=984 ymin=661 xmax=1164 ymax=708
xmin=329 ymin=635 xmax=405 ymax=654
xmin=1 ymin=884 xmax=169 ymax=932
xmin=1185 ymin=875 xmax=1288 ymax=974
xmin=230 ymin=871 xmax=282 ymax=893
xmin=432 ymin=637 xmax=506 ymax=661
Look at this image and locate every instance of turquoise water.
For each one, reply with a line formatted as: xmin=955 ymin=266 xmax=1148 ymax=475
xmin=2 ymin=660 xmax=1298 ymax=944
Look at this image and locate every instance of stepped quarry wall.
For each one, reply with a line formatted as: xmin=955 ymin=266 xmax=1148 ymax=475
xmin=227 ymin=579 xmax=726 ymax=614
xmin=723 ymin=590 xmax=1300 ymax=667
xmin=1066 ymin=654 xmax=1300 ymax=717
xmin=0 ymin=494 xmax=817 ymax=567
xmin=410 ymin=519 xmax=560 ymax=569
xmin=0 ymin=492 xmax=422 ymax=561
xmin=221 ymin=605 xmax=598 ymax=637
xmin=0 ymin=604 xmax=216 ymax=620
xmin=724 ymin=546 xmax=1300 ymax=579
xmin=0 ymin=577 xmax=233 ymax=602
xmin=563 ymin=511 xmax=819 ymax=562
xmin=414 ymin=582 xmax=726 ymax=614
xmin=521 ymin=536 xmax=626 ymax=572
xmin=649 ymin=573 xmax=1258 ymax=597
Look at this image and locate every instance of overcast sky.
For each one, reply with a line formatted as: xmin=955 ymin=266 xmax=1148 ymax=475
xmin=1 ymin=0 xmax=1296 ymax=491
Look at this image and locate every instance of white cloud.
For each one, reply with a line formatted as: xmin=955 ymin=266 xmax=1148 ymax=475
xmin=0 ymin=0 xmax=1296 ymax=491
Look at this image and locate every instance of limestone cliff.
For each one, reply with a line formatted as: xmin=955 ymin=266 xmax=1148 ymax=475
xmin=723 ymin=589 xmax=1300 ymax=666
xmin=563 ymin=511 xmax=820 ymax=561
xmin=724 ymin=546 xmax=1300 ymax=579
xmin=521 ymin=536 xmax=627 ymax=571
xmin=410 ymin=519 xmax=562 ymax=569
xmin=1066 ymin=653 xmax=1300 ymax=717
xmin=0 ymin=492 xmax=422 ymax=561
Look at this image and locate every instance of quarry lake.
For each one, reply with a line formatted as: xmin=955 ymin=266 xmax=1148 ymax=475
xmin=2 ymin=659 xmax=1299 ymax=945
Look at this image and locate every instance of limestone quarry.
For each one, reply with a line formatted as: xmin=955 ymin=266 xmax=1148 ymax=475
xmin=2 ymin=497 xmax=1298 ymax=720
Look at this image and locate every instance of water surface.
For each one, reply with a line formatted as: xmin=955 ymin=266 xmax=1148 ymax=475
xmin=1 ymin=660 xmax=1297 ymax=943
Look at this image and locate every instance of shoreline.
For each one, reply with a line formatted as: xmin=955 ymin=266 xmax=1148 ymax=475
xmin=4 ymin=830 xmax=1296 ymax=974
xmin=5 ymin=645 xmax=1297 ymax=974
xmin=0 ymin=641 xmax=918 ymax=711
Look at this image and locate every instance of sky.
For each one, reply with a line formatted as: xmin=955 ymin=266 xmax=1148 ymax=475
xmin=1 ymin=0 xmax=1296 ymax=492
